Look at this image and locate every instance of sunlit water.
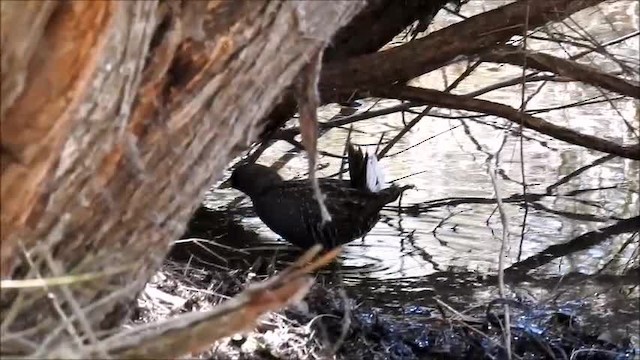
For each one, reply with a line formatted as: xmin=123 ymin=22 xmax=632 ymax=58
xmin=189 ymin=1 xmax=639 ymax=343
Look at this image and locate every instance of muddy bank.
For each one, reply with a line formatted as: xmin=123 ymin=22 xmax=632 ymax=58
xmin=135 ymin=253 xmax=638 ymax=359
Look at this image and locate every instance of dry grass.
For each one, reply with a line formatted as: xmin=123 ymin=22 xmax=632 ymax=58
xmin=129 ymin=252 xmax=339 ymax=359
xmin=1 ymin=245 xmax=340 ymax=359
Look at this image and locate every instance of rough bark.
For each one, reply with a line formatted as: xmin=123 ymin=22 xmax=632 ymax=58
xmin=0 ymin=0 xmax=364 ymax=350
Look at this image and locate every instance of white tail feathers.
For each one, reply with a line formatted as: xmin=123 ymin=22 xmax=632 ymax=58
xmin=365 ymin=148 xmax=387 ymax=193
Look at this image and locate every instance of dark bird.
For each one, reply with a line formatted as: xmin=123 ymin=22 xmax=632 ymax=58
xmin=230 ymin=144 xmax=412 ymax=249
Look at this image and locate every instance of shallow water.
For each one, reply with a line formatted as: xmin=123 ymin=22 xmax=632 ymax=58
xmin=188 ymin=0 xmax=640 ymax=348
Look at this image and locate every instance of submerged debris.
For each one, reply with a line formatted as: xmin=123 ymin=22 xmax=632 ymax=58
xmin=134 ymin=258 xmax=639 ymax=360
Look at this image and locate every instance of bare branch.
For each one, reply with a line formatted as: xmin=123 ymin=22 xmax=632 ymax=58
xmin=466 ymin=30 xmax=640 ymax=98
xmin=487 ymin=166 xmax=512 ymax=359
xmin=321 ymin=0 xmax=606 ymax=90
xmin=480 ymin=45 xmax=640 ymax=99
xmin=370 ymin=86 xmax=640 ymax=160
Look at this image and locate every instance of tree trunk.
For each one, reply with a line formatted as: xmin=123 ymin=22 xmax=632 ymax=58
xmin=0 ymin=0 xmax=364 ymax=350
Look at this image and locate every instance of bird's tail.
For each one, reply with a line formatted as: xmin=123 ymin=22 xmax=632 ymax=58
xmin=348 ymin=143 xmax=387 ymax=193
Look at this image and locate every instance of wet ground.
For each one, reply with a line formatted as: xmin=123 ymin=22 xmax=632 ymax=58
xmin=170 ymin=1 xmax=639 ymax=357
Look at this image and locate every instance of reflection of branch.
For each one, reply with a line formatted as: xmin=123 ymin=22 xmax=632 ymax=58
xmin=399 ymin=186 xmax=623 ymax=223
xmin=527 ymin=201 xmax=616 ymax=223
xmin=505 ymin=216 xmax=640 ymax=274
xmin=431 ymin=209 xmax=464 ymax=246
xmin=596 ymin=233 xmax=639 ymax=274
xmin=370 ymin=86 xmax=640 ymax=160
xmin=480 ymin=45 xmax=640 ymax=99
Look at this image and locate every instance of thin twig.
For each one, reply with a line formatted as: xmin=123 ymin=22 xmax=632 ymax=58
xmin=18 ymin=245 xmax=84 ymax=355
xmin=517 ymin=2 xmax=531 ymax=265
xmin=43 ymin=253 xmax=110 ymax=359
xmin=378 ymin=60 xmax=483 ymax=159
xmin=487 ymin=165 xmax=512 ymax=359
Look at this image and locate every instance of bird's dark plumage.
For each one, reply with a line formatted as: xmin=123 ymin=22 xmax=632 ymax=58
xmin=230 ymin=145 xmax=411 ymax=249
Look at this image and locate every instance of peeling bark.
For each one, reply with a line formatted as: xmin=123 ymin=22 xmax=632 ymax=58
xmin=1 ymin=1 xmax=115 ymax=261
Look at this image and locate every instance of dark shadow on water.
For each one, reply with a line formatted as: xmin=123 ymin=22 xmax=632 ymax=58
xmin=507 ymin=216 xmax=640 ymax=275
xmin=169 ymin=206 xmax=305 ymax=272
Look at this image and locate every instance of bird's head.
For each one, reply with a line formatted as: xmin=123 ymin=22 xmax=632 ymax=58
xmin=230 ymin=163 xmax=284 ymax=198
